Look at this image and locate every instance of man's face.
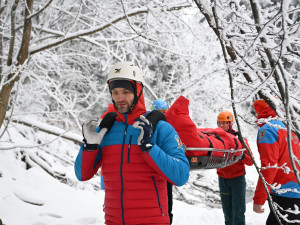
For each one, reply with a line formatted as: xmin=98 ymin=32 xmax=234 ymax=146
xmin=217 ymin=121 xmax=230 ymax=132
xmin=111 ymin=88 xmax=134 ymax=113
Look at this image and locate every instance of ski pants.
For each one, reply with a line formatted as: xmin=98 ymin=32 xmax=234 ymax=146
xmin=167 ymin=181 xmax=173 ymax=224
xmin=218 ymin=175 xmax=246 ymax=225
xmin=267 ymin=194 xmax=300 ymax=225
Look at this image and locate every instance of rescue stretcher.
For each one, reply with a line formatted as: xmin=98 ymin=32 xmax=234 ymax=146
xmin=185 ymin=147 xmax=245 ymax=169
xmin=164 ymin=95 xmax=246 ymax=170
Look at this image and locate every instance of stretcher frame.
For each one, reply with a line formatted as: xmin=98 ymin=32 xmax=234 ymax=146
xmin=185 ymin=147 xmax=245 ymax=169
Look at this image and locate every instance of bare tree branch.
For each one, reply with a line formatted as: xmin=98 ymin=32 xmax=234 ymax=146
xmin=7 ymin=0 xmax=19 ymax=66
xmin=29 ymin=7 xmax=149 ymax=55
xmin=27 ymin=0 xmax=53 ymax=20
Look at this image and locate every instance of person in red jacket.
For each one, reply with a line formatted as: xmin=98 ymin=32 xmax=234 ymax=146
xmin=216 ymin=111 xmax=253 ymax=225
xmin=74 ymin=62 xmax=190 ymax=225
xmin=252 ymin=99 xmax=300 ymax=225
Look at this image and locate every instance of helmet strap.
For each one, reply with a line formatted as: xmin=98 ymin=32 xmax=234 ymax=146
xmin=227 ymin=122 xmax=233 ymax=132
xmin=110 ymin=81 xmax=143 ymax=114
xmin=129 ymin=81 xmax=143 ymax=113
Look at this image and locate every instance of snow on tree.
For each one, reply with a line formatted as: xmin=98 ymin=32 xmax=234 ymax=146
xmin=0 ymin=1 xmax=300 ymax=224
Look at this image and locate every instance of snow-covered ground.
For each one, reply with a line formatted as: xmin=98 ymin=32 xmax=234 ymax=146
xmin=0 ymin=132 xmax=269 ymax=225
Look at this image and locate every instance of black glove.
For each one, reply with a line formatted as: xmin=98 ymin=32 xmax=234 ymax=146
xmin=133 ymin=115 xmax=154 ymax=152
xmin=100 ymin=112 xmax=117 ymax=131
xmin=145 ymin=110 xmax=166 ymax=130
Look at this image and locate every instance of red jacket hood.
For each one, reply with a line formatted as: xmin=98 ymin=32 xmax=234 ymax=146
xmin=256 ymin=106 xmax=277 ymax=127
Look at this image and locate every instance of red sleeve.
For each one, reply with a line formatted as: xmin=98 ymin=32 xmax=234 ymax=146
xmin=81 ymin=150 xmax=102 ymax=180
xmin=253 ymin=141 xmax=280 ymax=205
xmin=75 ymin=146 xmax=102 ymax=181
xmin=241 ymin=138 xmax=254 ymax=166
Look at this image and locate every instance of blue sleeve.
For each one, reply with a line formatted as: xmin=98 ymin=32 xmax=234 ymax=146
xmin=74 ymin=144 xmax=102 ymax=181
xmin=149 ymin=121 xmax=190 ymax=186
xmin=74 ymin=144 xmax=85 ymax=181
xmin=257 ymin=121 xmax=283 ymax=144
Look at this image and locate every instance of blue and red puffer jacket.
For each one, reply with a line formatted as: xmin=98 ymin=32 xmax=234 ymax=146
xmin=253 ymin=107 xmax=300 ymax=205
xmin=75 ymin=84 xmax=190 ymax=225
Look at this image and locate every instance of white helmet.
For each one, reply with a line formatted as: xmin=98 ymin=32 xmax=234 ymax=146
xmin=106 ymin=61 xmax=145 ymax=85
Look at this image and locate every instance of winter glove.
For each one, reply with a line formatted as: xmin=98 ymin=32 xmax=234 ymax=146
xmin=82 ymin=112 xmax=117 ymax=151
xmin=145 ymin=110 xmax=166 ymax=130
xmin=82 ymin=119 xmax=102 ymax=150
xmin=133 ymin=115 xmax=154 ymax=152
xmin=100 ymin=112 xmax=117 ymax=131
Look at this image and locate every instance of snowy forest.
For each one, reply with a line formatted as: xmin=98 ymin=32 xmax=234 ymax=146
xmin=0 ymin=0 xmax=299 ymax=224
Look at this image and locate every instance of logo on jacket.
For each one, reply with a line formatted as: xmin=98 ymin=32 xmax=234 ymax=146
xmin=258 ymin=129 xmax=265 ymax=141
xmin=175 ymin=135 xmax=183 ymax=148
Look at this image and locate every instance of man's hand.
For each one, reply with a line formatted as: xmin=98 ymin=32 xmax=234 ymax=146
xmin=253 ymin=203 xmax=265 ymax=213
xmin=82 ymin=112 xmax=117 ymax=150
xmin=100 ymin=112 xmax=117 ymax=131
xmin=133 ymin=115 xmax=154 ymax=152
xmin=82 ymin=119 xmax=103 ymax=149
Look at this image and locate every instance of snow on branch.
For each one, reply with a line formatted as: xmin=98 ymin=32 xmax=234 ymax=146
xmin=260 ymin=163 xmax=295 ymax=175
xmin=29 ymin=7 xmax=150 ymax=55
xmin=0 ymin=117 xmax=83 ymax=150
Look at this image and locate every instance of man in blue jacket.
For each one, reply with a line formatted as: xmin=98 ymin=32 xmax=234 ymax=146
xmin=74 ymin=61 xmax=190 ymax=225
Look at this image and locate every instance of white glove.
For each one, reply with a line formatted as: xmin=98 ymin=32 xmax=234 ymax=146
xmin=82 ymin=119 xmax=103 ymax=145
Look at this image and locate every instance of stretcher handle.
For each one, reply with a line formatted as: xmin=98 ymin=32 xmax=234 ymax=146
xmin=185 ymin=147 xmax=246 ymax=152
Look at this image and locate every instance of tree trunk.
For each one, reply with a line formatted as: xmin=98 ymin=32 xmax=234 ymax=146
xmin=0 ymin=0 xmax=33 ymax=129
xmin=0 ymin=83 xmax=14 ymax=129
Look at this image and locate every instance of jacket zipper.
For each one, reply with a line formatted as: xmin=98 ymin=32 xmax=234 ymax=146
xmin=121 ymin=114 xmax=128 ymax=225
xmin=127 ymin=135 xmax=132 ymax=163
xmin=152 ymin=177 xmax=164 ymax=216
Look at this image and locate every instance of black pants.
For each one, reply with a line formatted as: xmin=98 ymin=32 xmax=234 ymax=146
xmin=267 ymin=194 xmax=300 ymax=225
xmin=167 ymin=181 xmax=173 ymax=224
